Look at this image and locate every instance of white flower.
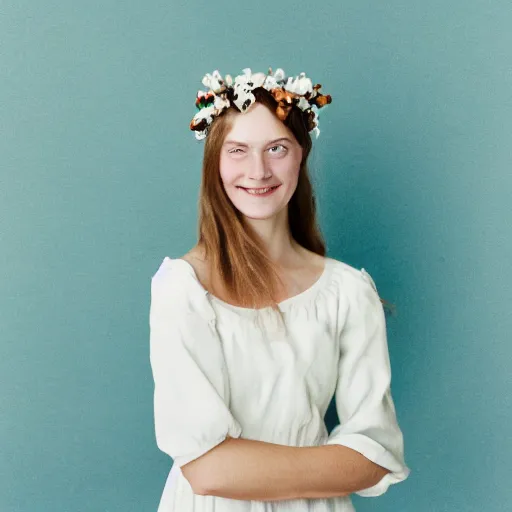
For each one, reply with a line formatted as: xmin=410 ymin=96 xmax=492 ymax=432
xmin=310 ymin=105 xmax=320 ymax=138
xmin=249 ymin=72 xmax=267 ymax=88
xmin=261 ymin=74 xmax=280 ymax=91
xmin=225 ymin=74 xmax=233 ymax=86
xmin=262 ymin=77 xmax=277 ymax=90
xmin=273 ymin=68 xmax=286 ymax=82
xmin=232 ymin=69 xmax=260 ymax=112
xmin=192 ymin=104 xmax=215 ymax=126
xmin=261 ymin=68 xmax=286 ymax=91
xmin=297 ymin=97 xmax=310 ymax=111
xmin=232 ymin=67 xmax=289 ymax=112
xmin=213 ymin=95 xmax=230 ymax=111
xmin=201 ymin=70 xmax=224 ymax=93
xmin=191 ymin=95 xmax=230 ymax=139
xmin=236 ymin=68 xmax=265 ymax=88
xmin=284 ymin=72 xmax=313 ymax=96
xmin=195 ymin=130 xmax=207 ymax=140
xmin=232 ymin=83 xmax=256 ymax=112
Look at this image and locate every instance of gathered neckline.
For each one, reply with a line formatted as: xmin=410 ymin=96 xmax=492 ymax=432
xmin=172 ymin=257 xmax=335 ymax=313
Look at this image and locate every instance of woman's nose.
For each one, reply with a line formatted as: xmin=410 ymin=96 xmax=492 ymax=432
xmin=248 ymin=153 xmax=269 ymax=179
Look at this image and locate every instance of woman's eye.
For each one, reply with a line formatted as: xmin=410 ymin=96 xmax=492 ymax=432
xmin=228 ymin=146 xmax=286 ymax=155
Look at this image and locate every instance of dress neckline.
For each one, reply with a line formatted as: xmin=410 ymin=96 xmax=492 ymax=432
xmin=173 ymin=256 xmax=334 ymax=313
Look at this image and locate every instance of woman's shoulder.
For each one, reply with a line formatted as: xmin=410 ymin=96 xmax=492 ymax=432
xmin=180 ymin=247 xmax=210 ymax=286
xmin=327 ymin=256 xmax=380 ymax=295
xmin=150 ymin=250 xmax=214 ymax=320
xmin=152 ymin=246 xmax=205 ymax=282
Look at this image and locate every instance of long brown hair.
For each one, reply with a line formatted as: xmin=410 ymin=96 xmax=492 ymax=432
xmin=193 ymin=87 xmax=392 ymax=322
xmin=198 ymin=87 xmax=326 ymax=313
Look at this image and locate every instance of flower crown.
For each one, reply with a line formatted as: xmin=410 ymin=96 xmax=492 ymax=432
xmin=189 ymin=67 xmax=332 ymax=141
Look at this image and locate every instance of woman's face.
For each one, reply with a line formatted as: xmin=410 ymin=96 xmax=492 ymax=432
xmin=219 ymin=103 xmax=303 ymax=221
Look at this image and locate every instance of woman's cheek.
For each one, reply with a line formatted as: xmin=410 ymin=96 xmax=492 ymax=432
xmin=219 ymin=159 xmax=240 ymax=184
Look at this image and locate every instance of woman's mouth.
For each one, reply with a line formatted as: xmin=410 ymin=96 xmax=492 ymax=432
xmin=237 ymin=185 xmax=281 ymax=197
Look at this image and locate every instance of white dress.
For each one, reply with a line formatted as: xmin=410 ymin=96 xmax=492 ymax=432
xmin=149 ymin=256 xmax=411 ymax=511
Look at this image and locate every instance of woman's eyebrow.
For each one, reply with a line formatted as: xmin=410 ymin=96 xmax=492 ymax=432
xmin=223 ymin=137 xmax=293 ymax=146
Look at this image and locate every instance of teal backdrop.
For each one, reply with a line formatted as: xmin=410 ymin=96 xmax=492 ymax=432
xmin=1 ymin=1 xmax=511 ymax=511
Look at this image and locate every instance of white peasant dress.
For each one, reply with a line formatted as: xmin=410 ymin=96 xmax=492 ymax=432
xmin=149 ymin=256 xmax=411 ymax=511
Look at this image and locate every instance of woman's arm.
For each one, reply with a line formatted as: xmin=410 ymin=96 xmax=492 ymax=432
xmin=197 ymin=436 xmax=390 ymax=501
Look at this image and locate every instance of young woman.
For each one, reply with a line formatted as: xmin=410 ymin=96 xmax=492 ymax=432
xmin=149 ymin=67 xmax=411 ymax=511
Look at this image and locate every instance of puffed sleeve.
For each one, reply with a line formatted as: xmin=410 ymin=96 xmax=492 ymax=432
xmin=325 ymin=268 xmax=411 ymax=497
xmin=149 ymin=266 xmax=243 ymax=468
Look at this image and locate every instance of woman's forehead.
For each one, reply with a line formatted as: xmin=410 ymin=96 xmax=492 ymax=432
xmin=223 ymin=136 xmax=294 ymax=147
xmin=224 ymin=115 xmax=293 ymax=144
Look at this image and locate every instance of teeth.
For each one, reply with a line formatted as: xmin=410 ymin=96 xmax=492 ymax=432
xmin=244 ymin=186 xmax=277 ymax=195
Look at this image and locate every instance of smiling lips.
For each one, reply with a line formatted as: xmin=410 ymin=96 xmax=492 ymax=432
xmin=238 ymin=185 xmax=281 ymax=196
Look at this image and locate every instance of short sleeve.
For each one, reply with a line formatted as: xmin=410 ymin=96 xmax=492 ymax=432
xmin=325 ymin=268 xmax=411 ymax=497
xmin=148 ymin=266 xmax=243 ymax=468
